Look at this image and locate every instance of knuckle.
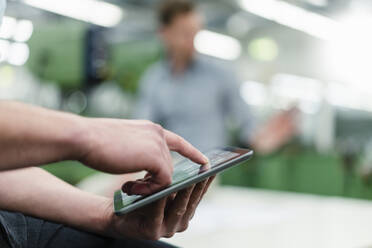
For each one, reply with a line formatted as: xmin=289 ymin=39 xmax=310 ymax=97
xmin=190 ymin=202 xmax=198 ymax=210
xmin=164 ymin=174 xmax=172 ymax=185
xmin=144 ymin=120 xmax=153 ymax=125
xmin=178 ymin=223 xmax=189 ymax=232
xmin=164 ymin=232 xmax=175 ymax=238
xmin=174 ymin=135 xmax=183 ymax=146
xmin=157 ymin=136 xmax=166 ymax=147
xmin=150 ymin=122 xmax=163 ymax=133
xmin=152 ymin=136 xmax=163 ymax=149
xmin=175 ymin=208 xmax=187 ymax=217
xmin=190 ymin=213 xmax=195 ymax=220
xmin=141 ymin=120 xmax=153 ymax=126
xmin=155 ymin=124 xmax=164 ymax=134
xmin=152 ymin=216 xmax=163 ymax=226
xmin=150 ymin=131 xmax=165 ymax=147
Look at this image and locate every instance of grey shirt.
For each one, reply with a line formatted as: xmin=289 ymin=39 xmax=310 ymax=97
xmin=134 ymin=55 xmax=252 ymax=151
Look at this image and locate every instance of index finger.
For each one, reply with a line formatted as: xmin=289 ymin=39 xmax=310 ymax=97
xmin=164 ymin=130 xmax=208 ymax=165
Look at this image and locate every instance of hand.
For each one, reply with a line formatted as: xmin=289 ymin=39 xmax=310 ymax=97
xmin=78 ymin=119 xmax=208 ymax=195
xmin=252 ymin=108 xmax=298 ymax=154
xmin=101 ymin=176 xmax=215 ymax=240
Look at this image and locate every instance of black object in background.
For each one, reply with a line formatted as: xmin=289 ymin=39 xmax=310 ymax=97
xmin=84 ymin=25 xmax=110 ymax=90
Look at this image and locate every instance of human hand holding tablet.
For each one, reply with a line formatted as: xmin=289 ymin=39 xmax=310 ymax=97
xmin=114 ymin=147 xmax=253 ymax=215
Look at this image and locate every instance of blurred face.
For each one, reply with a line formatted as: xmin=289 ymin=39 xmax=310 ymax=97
xmin=160 ymin=12 xmax=202 ymax=63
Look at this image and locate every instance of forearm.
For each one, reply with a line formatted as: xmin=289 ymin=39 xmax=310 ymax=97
xmin=0 ymin=101 xmax=207 ymax=196
xmin=0 ymin=101 xmax=85 ymax=170
xmin=0 ymin=167 xmax=110 ymax=234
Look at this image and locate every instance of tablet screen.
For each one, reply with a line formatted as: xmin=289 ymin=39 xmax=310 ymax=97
xmin=118 ymin=148 xmax=241 ymax=209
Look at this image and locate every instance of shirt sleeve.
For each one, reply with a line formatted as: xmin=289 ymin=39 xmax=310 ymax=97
xmin=132 ymin=67 xmax=163 ymax=124
xmin=220 ymin=68 xmax=254 ymax=145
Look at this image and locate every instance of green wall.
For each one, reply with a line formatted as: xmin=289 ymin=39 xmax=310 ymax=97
xmin=26 ymin=22 xmax=162 ymax=92
xmin=27 ymin=22 xmax=86 ymax=89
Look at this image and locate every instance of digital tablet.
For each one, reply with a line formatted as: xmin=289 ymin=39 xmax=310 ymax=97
xmin=114 ymin=147 xmax=253 ymax=216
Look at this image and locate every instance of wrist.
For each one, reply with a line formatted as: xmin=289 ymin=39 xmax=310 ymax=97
xmin=70 ymin=194 xmax=114 ymax=236
xmin=92 ymin=197 xmax=116 ymax=236
xmin=64 ymin=115 xmax=92 ymax=161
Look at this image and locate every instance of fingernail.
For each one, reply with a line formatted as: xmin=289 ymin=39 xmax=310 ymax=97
xmin=122 ymin=182 xmax=134 ymax=194
xmin=203 ymin=155 xmax=209 ymax=164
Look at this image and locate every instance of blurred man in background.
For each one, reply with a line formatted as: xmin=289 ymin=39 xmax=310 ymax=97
xmin=135 ymin=0 xmax=253 ymax=151
xmin=91 ymin=0 xmax=255 ymax=197
xmin=135 ymin=0 xmax=297 ymax=153
xmin=81 ymin=0 xmax=297 ymax=197
xmin=79 ymin=0 xmax=297 ymax=213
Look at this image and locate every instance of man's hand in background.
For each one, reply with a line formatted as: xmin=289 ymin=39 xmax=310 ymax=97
xmin=251 ymin=108 xmax=298 ymax=154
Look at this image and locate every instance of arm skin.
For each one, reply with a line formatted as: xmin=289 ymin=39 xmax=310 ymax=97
xmin=0 ymin=100 xmax=208 ymax=195
xmin=0 ymin=101 xmax=84 ymax=170
xmin=0 ymin=167 xmax=215 ymax=240
xmin=0 ymin=100 xmax=213 ymax=239
xmin=0 ymin=167 xmax=108 ymax=234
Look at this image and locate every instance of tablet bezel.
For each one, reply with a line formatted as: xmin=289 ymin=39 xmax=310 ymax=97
xmin=114 ymin=147 xmax=253 ymax=216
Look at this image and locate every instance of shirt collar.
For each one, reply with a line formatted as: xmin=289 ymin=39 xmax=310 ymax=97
xmin=162 ymin=54 xmax=201 ymax=76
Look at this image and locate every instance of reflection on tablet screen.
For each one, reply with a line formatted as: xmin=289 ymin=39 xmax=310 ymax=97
xmin=120 ymin=149 xmax=239 ymax=208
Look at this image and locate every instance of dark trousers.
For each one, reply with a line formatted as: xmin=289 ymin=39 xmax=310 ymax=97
xmin=0 ymin=211 xmax=178 ymax=248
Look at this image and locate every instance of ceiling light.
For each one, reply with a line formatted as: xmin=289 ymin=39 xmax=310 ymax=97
xmin=194 ymin=30 xmax=241 ymax=60
xmin=239 ymin=0 xmax=340 ymax=40
xmin=0 ymin=39 xmax=10 ymax=62
xmin=0 ymin=16 xmax=17 ymax=39
xmin=305 ymin=0 xmax=328 ymax=7
xmin=248 ymin=37 xmax=278 ymax=62
xmin=7 ymin=42 xmax=29 ymax=66
xmin=23 ymin=0 xmax=124 ymax=27
xmin=325 ymin=14 xmax=372 ymax=93
xmin=13 ymin=20 xmax=33 ymax=42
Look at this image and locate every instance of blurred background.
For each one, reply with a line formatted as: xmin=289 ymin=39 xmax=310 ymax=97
xmin=1 ymin=0 xmax=372 ymax=247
